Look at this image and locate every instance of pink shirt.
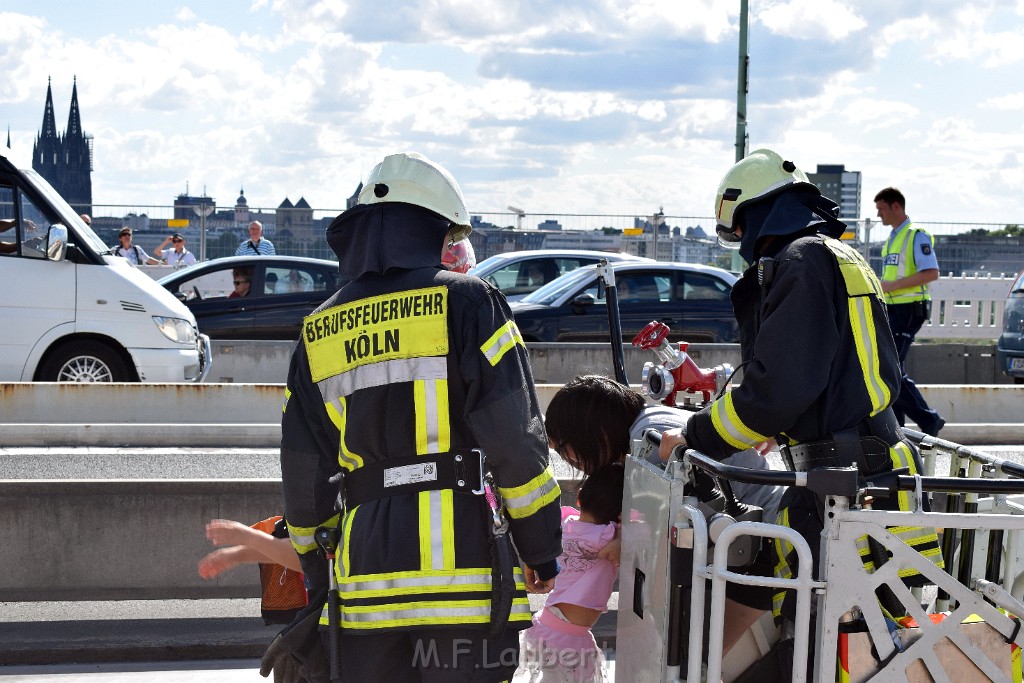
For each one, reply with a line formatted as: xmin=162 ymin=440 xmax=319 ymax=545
xmin=547 ymin=506 xmax=618 ymax=612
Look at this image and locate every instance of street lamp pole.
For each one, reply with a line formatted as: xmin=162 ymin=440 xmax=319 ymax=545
xmin=193 ymin=203 xmax=214 ymax=262
xmin=735 ymin=0 xmax=749 ymax=163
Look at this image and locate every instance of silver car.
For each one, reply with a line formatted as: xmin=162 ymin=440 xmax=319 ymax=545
xmin=469 ymin=249 xmax=652 ymax=301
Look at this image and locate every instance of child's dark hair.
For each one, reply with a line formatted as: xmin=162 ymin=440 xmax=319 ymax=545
xmin=578 ymin=462 xmax=625 ymax=525
xmin=545 ymin=375 xmax=646 ymax=476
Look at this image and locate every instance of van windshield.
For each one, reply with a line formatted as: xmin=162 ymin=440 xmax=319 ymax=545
xmin=22 ymin=168 xmax=107 ymax=254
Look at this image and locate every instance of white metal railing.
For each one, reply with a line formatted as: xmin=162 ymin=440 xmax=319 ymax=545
xmin=923 ymin=273 xmax=1015 ymax=340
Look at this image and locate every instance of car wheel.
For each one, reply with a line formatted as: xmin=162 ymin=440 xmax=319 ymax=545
xmin=1015 ymin=377 xmax=1024 ymax=385
xmin=40 ymin=341 xmax=133 ymax=382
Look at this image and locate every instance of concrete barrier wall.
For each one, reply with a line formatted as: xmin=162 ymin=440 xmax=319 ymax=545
xmin=203 ymin=340 xmax=1015 ymax=386
xmin=0 ymin=381 xmax=1020 ymax=447
xmin=1 ymin=380 xmax=1022 ymax=602
xmin=0 ymin=479 xmax=283 ymax=601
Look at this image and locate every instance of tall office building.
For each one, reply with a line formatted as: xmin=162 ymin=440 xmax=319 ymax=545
xmin=808 ymin=164 xmax=861 ymax=221
xmin=32 ymin=77 xmax=93 ymax=214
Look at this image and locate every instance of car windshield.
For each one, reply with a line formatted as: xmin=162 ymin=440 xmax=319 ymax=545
xmin=1012 ymin=272 xmax=1024 ymax=294
xmin=520 ymin=266 xmax=597 ymax=305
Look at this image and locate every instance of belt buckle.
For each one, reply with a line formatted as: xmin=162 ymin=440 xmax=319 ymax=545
xmin=779 ymin=443 xmax=795 ymax=471
xmin=469 ymin=448 xmax=486 ymax=495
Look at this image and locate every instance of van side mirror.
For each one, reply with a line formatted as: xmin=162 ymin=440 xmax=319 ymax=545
xmin=46 ymin=224 xmax=68 ymax=261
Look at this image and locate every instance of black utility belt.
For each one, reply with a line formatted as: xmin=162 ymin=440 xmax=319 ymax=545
xmin=890 ymin=299 xmax=932 ymax=318
xmin=342 ymin=449 xmax=485 ymax=509
xmin=781 ymin=436 xmax=892 ymax=475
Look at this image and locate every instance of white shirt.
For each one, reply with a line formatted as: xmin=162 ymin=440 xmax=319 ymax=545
xmin=157 ymin=248 xmax=197 ymax=267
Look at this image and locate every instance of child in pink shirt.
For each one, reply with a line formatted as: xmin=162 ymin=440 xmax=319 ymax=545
xmin=521 ymin=463 xmax=623 ymax=682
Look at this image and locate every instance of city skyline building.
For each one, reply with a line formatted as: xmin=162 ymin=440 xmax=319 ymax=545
xmin=32 ymin=77 xmax=93 ymax=214
xmin=808 ymin=163 xmax=861 ymax=221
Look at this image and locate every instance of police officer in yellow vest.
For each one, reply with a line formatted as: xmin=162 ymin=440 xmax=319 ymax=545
xmin=275 ymin=152 xmax=562 ymax=682
xmin=659 ymin=151 xmax=943 ymax=670
xmin=875 ymin=187 xmax=945 ymax=437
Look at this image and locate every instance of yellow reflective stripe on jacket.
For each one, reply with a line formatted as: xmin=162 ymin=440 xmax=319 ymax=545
xmin=851 ymin=441 xmax=943 ymax=576
xmin=881 ymin=223 xmax=931 ymax=304
xmin=499 ymin=466 xmax=561 ymax=519
xmin=480 ymin=320 xmax=524 ymax=367
xmin=848 ymin=296 xmax=890 ymax=415
xmin=340 ymin=505 xmax=357 ymax=578
xmin=282 ymin=386 xmax=291 ymax=413
xmin=414 ymin=379 xmax=450 ymax=455
xmin=825 ymin=239 xmax=892 ymax=415
xmin=323 ymin=567 xmax=530 ymax=629
xmin=288 ymin=514 xmax=340 ymax=555
xmin=303 ymin=287 xmax=449 ymax=382
xmin=772 ymin=507 xmax=793 ymax=619
xmin=338 ymin=568 xmax=504 ymax=598
xmin=412 ymin=377 xmax=455 ymax=571
xmin=417 ymin=489 xmax=456 ymax=571
xmin=325 ymin=596 xmax=532 ymax=630
xmin=711 ymin=393 xmax=768 ymax=451
xmin=317 ymin=356 xmax=447 ymax=400
xmin=324 ymin=397 xmax=363 ymax=471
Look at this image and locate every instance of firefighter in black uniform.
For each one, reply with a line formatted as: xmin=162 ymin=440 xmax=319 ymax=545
xmin=658 ymin=149 xmax=943 ymax=649
xmin=271 ymin=152 xmax=562 ymax=682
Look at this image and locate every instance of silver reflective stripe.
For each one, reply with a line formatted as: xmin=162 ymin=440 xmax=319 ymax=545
xmin=428 ymin=490 xmax=445 ymax=570
xmin=339 ymin=571 xmax=492 ymax=594
xmin=503 ymin=473 xmax=558 ymax=517
xmin=317 ymin=357 xmax=447 ymax=402
xmin=289 ymin=529 xmax=317 ymax=553
xmin=481 ymin=321 xmax=522 ymax=366
xmin=338 ymin=600 xmax=531 ymax=624
xmin=421 ymin=379 xmax=441 ymax=454
xmin=850 ymin=296 xmax=888 ymax=412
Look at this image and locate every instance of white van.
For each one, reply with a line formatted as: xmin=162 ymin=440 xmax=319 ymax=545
xmin=0 ymin=147 xmax=210 ymax=382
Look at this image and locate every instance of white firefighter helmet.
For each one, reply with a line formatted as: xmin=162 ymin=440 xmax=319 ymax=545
xmin=714 ymin=148 xmax=811 ymax=248
xmin=358 ymin=152 xmax=473 ymax=241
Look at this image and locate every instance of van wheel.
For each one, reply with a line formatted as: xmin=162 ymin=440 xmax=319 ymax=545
xmin=40 ymin=341 xmax=132 ymax=382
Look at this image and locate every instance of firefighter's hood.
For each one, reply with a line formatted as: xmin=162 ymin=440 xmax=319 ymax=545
xmin=327 ymin=202 xmax=450 ymax=280
xmin=739 ymin=186 xmax=847 ymax=263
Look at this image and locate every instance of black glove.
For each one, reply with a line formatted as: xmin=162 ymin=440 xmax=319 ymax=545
xmin=260 ymin=590 xmax=332 ymax=683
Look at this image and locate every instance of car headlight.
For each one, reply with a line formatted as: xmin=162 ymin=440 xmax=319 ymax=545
xmin=153 ymin=316 xmax=198 ymax=344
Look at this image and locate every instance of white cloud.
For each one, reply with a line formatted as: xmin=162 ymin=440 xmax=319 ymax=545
xmin=756 ymin=0 xmax=868 ymax=41
xmin=3 ymin=2 xmax=1024 ymax=225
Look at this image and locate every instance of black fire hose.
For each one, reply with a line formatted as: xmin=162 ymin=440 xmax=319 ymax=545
xmin=489 ymin=525 xmax=516 ymax=639
xmin=314 ymin=526 xmax=342 ymax=683
xmin=484 ymin=475 xmax=515 ymax=638
xmin=597 ymin=260 xmax=629 ymax=385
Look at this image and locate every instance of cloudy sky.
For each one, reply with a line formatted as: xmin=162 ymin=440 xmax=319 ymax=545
xmin=2 ymin=1 xmax=1023 ymax=232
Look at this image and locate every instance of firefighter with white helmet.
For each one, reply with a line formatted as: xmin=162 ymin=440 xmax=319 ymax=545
xmin=267 ymin=152 xmax=562 ymax=682
xmin=659 ymin=148 xmax=943 ymax=670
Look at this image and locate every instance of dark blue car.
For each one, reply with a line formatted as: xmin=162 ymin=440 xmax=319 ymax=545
xmin=159 ymin=255 xmax=345 ymax=339
xmin=509 ymin=261 xmax=739 ymax=343
xmin=997 ymin=268 xmax=1024 ymax=383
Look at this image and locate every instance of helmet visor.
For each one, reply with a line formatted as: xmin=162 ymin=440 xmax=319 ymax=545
xmin=715 ymin=223 xmax=741 ymax=250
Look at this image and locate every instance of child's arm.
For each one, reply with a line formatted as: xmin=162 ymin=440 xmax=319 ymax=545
xmin=198 ymin=545 xmax=265 ymax=579
xmin=205 ymin=519 xmax=302 ymax=572
xmin=596 ymin=525 xmax=621 ymax=566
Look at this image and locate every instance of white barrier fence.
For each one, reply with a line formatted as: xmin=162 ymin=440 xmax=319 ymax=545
xmin=926 ymin=273 xmax=1015 ymax=340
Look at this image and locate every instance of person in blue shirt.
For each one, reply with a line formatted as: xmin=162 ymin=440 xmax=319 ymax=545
xmin=236 ymin=220 xmax=276 ymax=256
xmin=875 ymin=187 xmax=945 ymax=436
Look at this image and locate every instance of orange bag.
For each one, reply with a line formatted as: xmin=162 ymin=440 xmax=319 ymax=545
xmin=251 ymin=515 xmax=308 ymax=626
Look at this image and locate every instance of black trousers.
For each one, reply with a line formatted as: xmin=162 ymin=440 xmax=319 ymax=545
xmin=325 ymin=627 xmax=521 ymax=682
xmin=886 ymin=302 xmax=943 ymax=433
